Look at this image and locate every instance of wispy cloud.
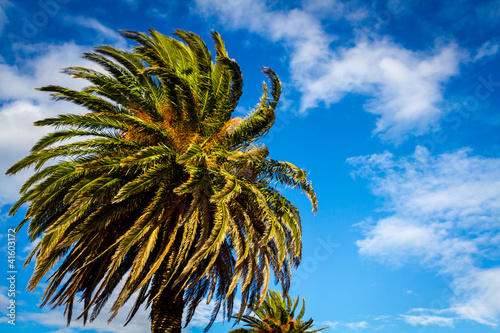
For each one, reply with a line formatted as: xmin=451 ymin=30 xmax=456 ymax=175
xmin=323 ymin=320 xmax=339 ymax=329
xmin=21 ymin=237 xmax=41 ymax=261
xmin=473 ymin=39 xmax=500 ymax=62
xmin=349 ymin=146 xmax=500 ymax=326
xmin=451 ymin=267 xmax=500 ymax=326
xmin=146 ymin=5 xmax=171 ymax=19
xmin=70 ymin=16 xmax=127 ymax=48
xmin=344 ymin=321 xmax=369 ymax=330
xmin=402 ymin=314 xmax=454 ymax=327
xmin=47 ymin=329 xmax=76 ymax=333
xmin=0 ymin=0 xmax=13 ymax=34
xmin=323 ymin=320 xmax=368 ymax=330
xmin=194 ymin=0 xmax=465 ymax=142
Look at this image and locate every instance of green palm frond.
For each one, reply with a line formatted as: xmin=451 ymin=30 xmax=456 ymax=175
xmin=229 ymin=290 xmax=328 ymax=333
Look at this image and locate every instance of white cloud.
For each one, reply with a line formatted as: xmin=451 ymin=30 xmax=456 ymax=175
xmin=0 ymin=42 xmax=89 ymax=207
xmin=451 ymin=268 xmax=500 ymax=326
xmin=349 ymin=146 xmax=500 ymax=326
xmin=0 ymin=16 xmax=129 ymax=208
xmin=402 ymin=314 xmax=454 ymax=327
xmin=0 ymin=42 xmax=85 ymax=101
xmin=194 ymin=0 xmax=465 ymax=142
xmin=0 ymin=102 xmax=51 ymax=206
xmin=349 ymin=146 xmax=500 ymax=230
xmin=374 ymin=315 xmax=390 ymax=320
xmin=344 ymin=321 xmax=368 ymax=330
xmin=20 ymin=237 xmax=41 ymax=262
xmin=195 ymin=0 xmax=331 ymax=52
xmin=299 ymin=40 xmax=463 ymax=142
xmin=324 ymin=320 xmax=368 ymax=330
xmin=355 ymin=217 xmax=477 ymax=271
xmin=474 ymin=40 xmax=500 ymax=61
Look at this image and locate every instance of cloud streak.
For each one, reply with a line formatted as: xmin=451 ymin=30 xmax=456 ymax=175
xmin=0 ymin=0 xmax=13 ymax=34
xmin=70 ymin=16 xmax=127 ymax=48
xmin=474 ymin=39 xmax=500 ymax=62
xmin=322 ymin=320 xmax=369 ymax=330
xmin=402 ymin=314 xmax=454 ymax=327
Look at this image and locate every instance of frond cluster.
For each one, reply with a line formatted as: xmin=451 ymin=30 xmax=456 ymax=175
xmin=6 ymin=29 xmax=317 ymax=329
xmin=229 ymin=290 xmax=328 ymax=333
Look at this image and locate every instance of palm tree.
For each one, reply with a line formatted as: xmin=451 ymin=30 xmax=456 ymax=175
xmin=229 ymin=290 xmax=328 ymax=333
xmin=6 ymin=29 xmax=317 ymax=333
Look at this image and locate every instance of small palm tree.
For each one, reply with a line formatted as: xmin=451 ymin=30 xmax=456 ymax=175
xmin=6 ymin=29 xmax=317 ymax=332
xmin=229 ymin=290 xmax=328 ymax=333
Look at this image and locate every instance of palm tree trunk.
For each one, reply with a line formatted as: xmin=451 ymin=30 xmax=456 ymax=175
xmin=151 ymin=265 xmax=185 ymax=333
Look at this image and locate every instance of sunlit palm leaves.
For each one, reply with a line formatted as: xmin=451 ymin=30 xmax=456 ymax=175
xmin=229 ymin=290 xmax=328 ymax=333
xmin=6 ymin=29 xmax=317 ymax=331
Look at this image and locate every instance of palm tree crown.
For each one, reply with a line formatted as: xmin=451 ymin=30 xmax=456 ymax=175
xmin=6 ymin=29 xmax=317 ymax=332
xmin=229 ymin=290 xmax=328 ymax=333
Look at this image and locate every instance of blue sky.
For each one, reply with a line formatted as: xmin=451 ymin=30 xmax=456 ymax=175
xmin=1 ymin=0 xmax=500 ymax=332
